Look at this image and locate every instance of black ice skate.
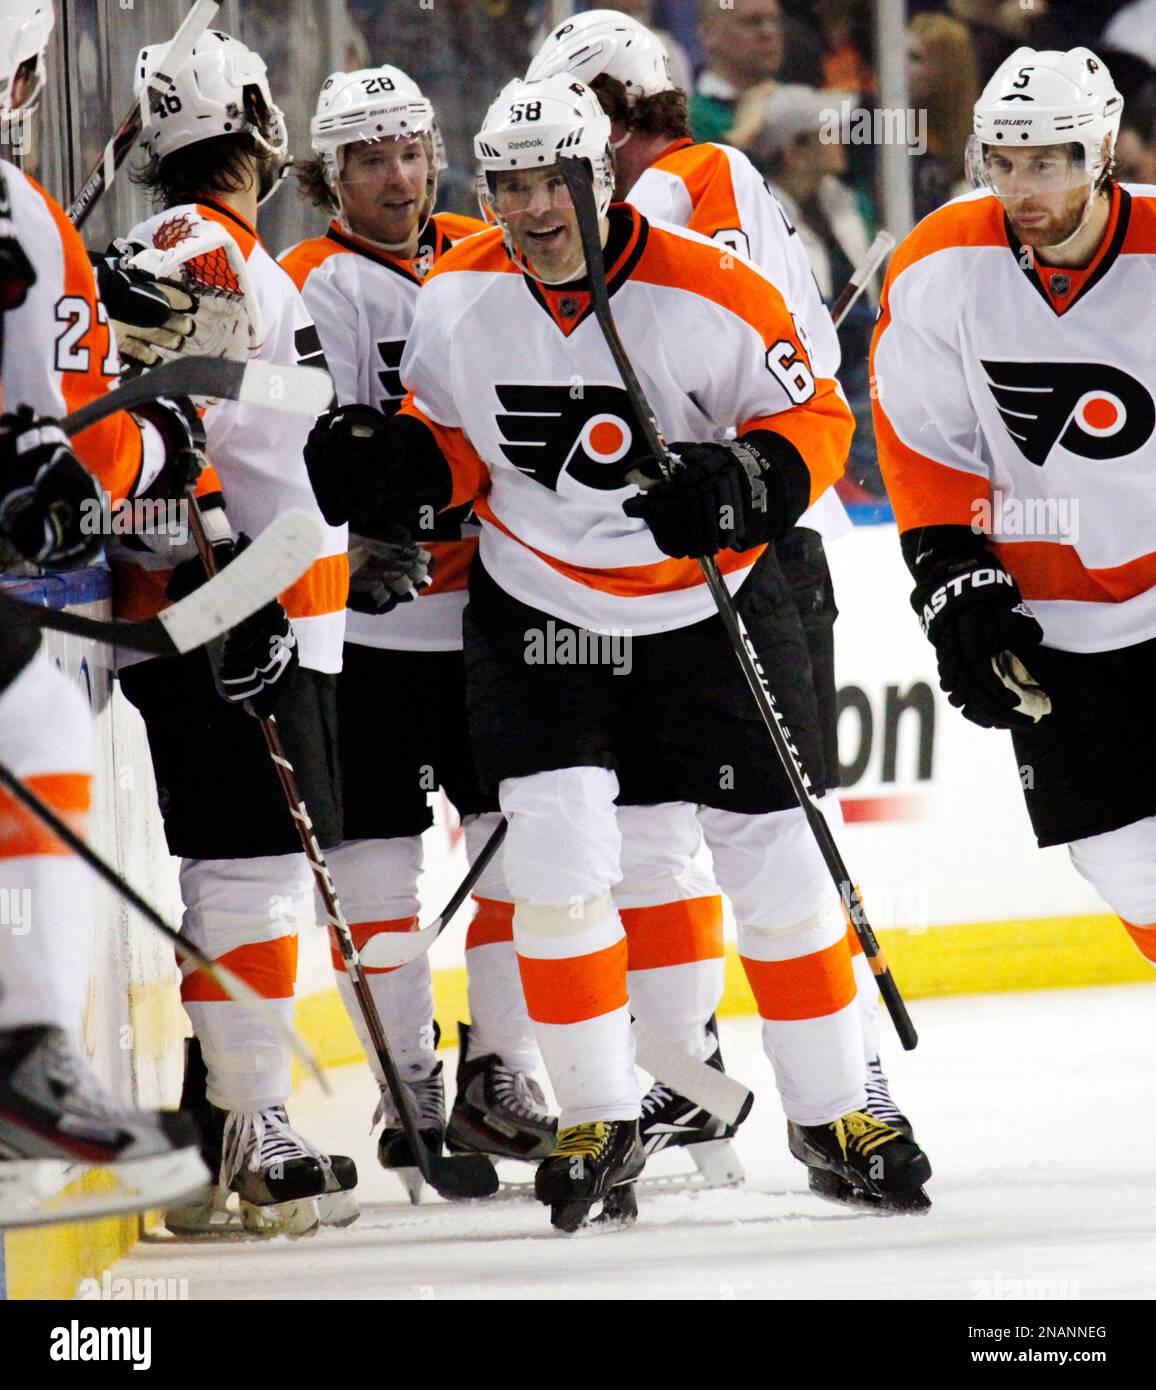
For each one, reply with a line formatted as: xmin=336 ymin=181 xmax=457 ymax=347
xmin=165 ymin=1037 xmax=358 ymax=1236
xmin=375 ymin=1062 xmax=446 ymax=1204
xmin=789 ymin=1107 xmax=931 ymax=1213
xmin=0 ymin=1025 xmax=209 ymax=1229
xmin=445 ymin=1022 xmax=556 ymax=1163
xmin=637 ymin=1016 xmax=745 ymax=1188
xmin=804 ymin=1058 xmax=917 ymax=1205
xmin=534 ymin=1120 xmax=645 ymax=1233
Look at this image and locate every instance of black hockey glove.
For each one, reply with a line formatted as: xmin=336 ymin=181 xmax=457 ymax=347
xmin=0 ymin=406 xmax=103 ymax=568
xmin=131 ymin=394 xmax=205 ymax=504
xmin=92 ymin=240 xmax=197 ymax=373
xmin=304 ymin=404 xmax=395 ymax=531
xmin=217 ymin=587 xmax=299 ymax=717
xmin=622 ymin=433 xmax=810 ymax=559
xmin=908 ymin=530 xmax=1051 ymax=730
xmin=348 ymin=528 xmax=436 ymax=615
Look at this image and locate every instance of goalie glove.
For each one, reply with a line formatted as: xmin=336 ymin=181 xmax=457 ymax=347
xmin=92 ymin=240 xmax=197 ymax=373
xmin=907 ymin=527 xmax=1052 ymax=730
xmin=348 ymin=528 xmax=435 ymax=615
xmin=0 ymin=407 xmax=103 ymax=568
xmin=622 ymin=433 xmax=810 ymax=559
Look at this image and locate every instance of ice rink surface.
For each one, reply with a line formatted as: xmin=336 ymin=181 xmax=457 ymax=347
xmin=111 ymin=983 xmax=1156 ymax=1301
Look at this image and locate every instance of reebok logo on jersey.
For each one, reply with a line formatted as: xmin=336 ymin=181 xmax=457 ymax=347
xmin=981 ymin=359 xmax=1155 ymax=466
xmin=494 ymin=383 xmax=648 ymax=492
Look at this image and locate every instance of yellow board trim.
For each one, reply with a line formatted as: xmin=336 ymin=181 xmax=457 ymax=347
xmin=295 ymin=912 xmax=1153 ymax=1082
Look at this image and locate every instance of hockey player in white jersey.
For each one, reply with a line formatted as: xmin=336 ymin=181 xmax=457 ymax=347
xmin=0 ymin=0 xmax=210 ymax=1227
xmin=526 ymin=9 xmax=918 ymax=1195
xmin=282 ymin=66 xmax=555 ymax=1193
xmin=306 ymin=75 xmax=932 ymax=1229
xmin=873 ymin=52 xmax=1156 ymax=1051
xmin=109 ymin=28 xmax=357 ymax=1237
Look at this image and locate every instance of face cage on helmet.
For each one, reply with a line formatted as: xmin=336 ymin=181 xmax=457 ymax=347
xmin=324 ymin=128 xmax=441 ymax=251
xmin=478 ymin=151 xmax=614 ymax=287
xmin=965 ymin=134 xmax=1109 ymax=199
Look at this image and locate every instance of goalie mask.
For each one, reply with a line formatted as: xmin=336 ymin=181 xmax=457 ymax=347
xmin=310 ymin=66 xmax=445 ymax=249
xmin=0 ymin=0 xmax=53 ymax=114
xmin=966 ymin=47 xmax=1123 ymax=249
xmin=134 ymin=30 xmax=289 ymax=206
xmin=474 ymin=75 xmax=613 ymax=284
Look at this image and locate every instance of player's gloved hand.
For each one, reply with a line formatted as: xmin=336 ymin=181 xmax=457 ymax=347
xmin=217 ymin=582 xmax=299 ymax=718
xmin=304 ymin=404 xmax=395 ymax=530
xmin=92 ymin=240 xmax=197 ymax=373
xmin=622 ymin=435 xmax=802 ymax=559
xmin=348 ymin=527 xmax=435 ymax=614
xmin=131 ymin=394 xmax=205 ymax=504
xmin=912 ymin=550 xmax=1052 ymax=729
xmin=0 ymin=406 xmax=103 ymax=567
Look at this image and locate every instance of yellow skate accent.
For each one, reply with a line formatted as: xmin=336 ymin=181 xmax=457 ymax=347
xmin=831 ymin=1111 xmax=906 ymax=1158
xmin=551 ymin=1122 xmax=614 ymax=1162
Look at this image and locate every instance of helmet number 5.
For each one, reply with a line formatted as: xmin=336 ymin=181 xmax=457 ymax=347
xmin=766 ymin=339 xmax=816 ymax=404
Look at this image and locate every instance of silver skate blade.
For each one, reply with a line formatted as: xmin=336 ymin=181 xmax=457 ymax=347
xmin=317 ymin=1189 xmax=361 ymax=1228
xmin=689 ymin=1139 xmax=745 ymax=1187
xmin=397 ymin=1167 xmax=425 ymax=1205
xmin=239 ymin=1195 xmax=320 ymax=1238
xmin=0 ymin=1151 xmax=210 ymax=1231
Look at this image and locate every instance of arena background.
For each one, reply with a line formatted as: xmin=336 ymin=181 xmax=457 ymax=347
xmin=2 ymin=0 xmax=1152 ymax=1298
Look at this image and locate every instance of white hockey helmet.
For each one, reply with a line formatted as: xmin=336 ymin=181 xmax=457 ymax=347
xmin=525 ymin=9 xmax=674 ymax=102
xmin=0 ymin=0 xmax=54 ymax=114
xmin=134 ymin=30 xmax=288 ymax=170
xmin=969 ymin=47 xmax=1123 ymax=184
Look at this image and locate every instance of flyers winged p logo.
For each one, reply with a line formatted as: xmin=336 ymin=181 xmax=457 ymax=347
xmin=981 ymin=359 xmax=1155 ymax=466
xmin=494 ymin=383 xmax=649 ymax=492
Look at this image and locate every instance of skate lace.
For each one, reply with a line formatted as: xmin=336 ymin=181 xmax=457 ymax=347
xmin=220 ymin=1106 xmax=321 ymax=1188
xmin=832 ymin=1111 xmax=904 ymax=1158
xmin=491 ymin=1067 xmax=550 ymax=1121
xmin=553 ymin=1122 xmax=611 ymax=1161
xmin=371 ymin=1071 xmax=444 ymax=1131
xmin=864 ymin=1058 xmax=907 ymax=1125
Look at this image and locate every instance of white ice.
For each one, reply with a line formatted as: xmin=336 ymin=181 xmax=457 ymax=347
xmin=109 ymin=982 xmax=1156 ymax=1300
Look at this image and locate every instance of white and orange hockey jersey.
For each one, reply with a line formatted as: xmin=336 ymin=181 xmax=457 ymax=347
xmin=398 ymin=204 xmax=854 ymax=636
xmin=116 ymin=199 xmax=349 ymax=673
xmin=280 ymin=211 xmax=484 ymax=652
xmin=873 ymin=183 xmax=1156 ymax=655
xmin=627 ymin=138 xmax=850 ymax=541
xmin=0 ymin=159 xmax=163 ymax=506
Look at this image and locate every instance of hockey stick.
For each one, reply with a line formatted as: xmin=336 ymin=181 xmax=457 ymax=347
xmin=184 ymin=498 xmax=499 ymax=1200
xmin=67 ymin=0 xmax=221 ymax=230
xmin=358 ymin=818 xmax=507 ymax=970
xmin=0 ymin=508 xmax=324 ymax=656
xmin=558 ymin=155 xmax=918 ymax=1051
xmin=830 ymin=230 xmax=895 ymax=330
xmin=0 ymin=758 xmax=326 ymax=1091
xmin=62 ymin=355 xmax=334 ymax=437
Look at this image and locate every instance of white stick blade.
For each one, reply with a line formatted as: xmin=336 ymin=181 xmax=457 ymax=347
xmin=238 ymin=362 xmax=334 ymax=417
xmin=359 ymin=919 xmax=441 ymax=970
xmin=633 ymin=1019 xmax=752 ymax=1127
xmin=158 ymin=508 xmax=324 ymax=653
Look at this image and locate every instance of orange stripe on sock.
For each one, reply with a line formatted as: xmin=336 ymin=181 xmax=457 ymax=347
xmin=329 ymin=915 xmax=419 ymax=973
xmin=517 ymin=938 xmax=628 ymax=1025
xmin=1121 ymin=918 xmax=1156 ymax=966
xmin=466 ymin=897 xmax=514 ymax=949
xmin=740 ymin=937 xmax=856 ymax=1021
xmin=0 ymin=773 xmax=91 ymax=859
xmin=181 ymin=933 xmax=299 ymax=1003
xmin=621 ymin=896 xmax=724 ymax=970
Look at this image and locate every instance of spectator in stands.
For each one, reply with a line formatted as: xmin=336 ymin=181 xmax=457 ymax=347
xmin=907 ymin=11 xmax=980 ymax=223
xmin=690 ymin=0 xmax=786 ymax=144
xmin=739 ymin=83 xmax=883 ymax=497
xmin=1103 ymin=0 xmax=1156 ymax=69
xmin=1116 ymin=83 xmax=1156 ymax=184
xmin=813 ymin=0 xmax=874 ymax=97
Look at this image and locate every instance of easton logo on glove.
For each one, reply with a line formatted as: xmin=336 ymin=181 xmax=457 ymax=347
xmin=918 ymin=564 xmax=1019 ymax=636
xmin=982 ymin=359 xmax=1155 ymax=466
xmin=494 ymin=383 xmax=648 ymax=492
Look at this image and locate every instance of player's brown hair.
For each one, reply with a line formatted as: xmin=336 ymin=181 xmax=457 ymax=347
xmin=132 ymin=132 xmax=261 ymax=208
xmin=591 ymin=75 xmax=691 ymax=141
xmin=294 ymin=156 xmax=338 ymax=212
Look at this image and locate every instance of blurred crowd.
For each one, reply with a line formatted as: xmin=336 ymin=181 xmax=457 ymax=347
xmin=297 ymin=1 xmax=1156 ymax=500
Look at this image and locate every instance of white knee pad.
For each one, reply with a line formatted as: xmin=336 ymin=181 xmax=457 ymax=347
xmin=499 ymin=767 xmax=621 ymax=905
xmin=327 ymin=836 xmax=422 ymax=924
xmin=699 ymin=805 xmax=837 ymax=934
xmin=463 ymin=811 xmax=510 ymax=902
xmin=1069 ymin=816 xmax=1156 ymax=925
xmin=615 ymin=801 xmax=718 ymax=908
xmin=0 ymin=651 xmax=93 ymax=777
